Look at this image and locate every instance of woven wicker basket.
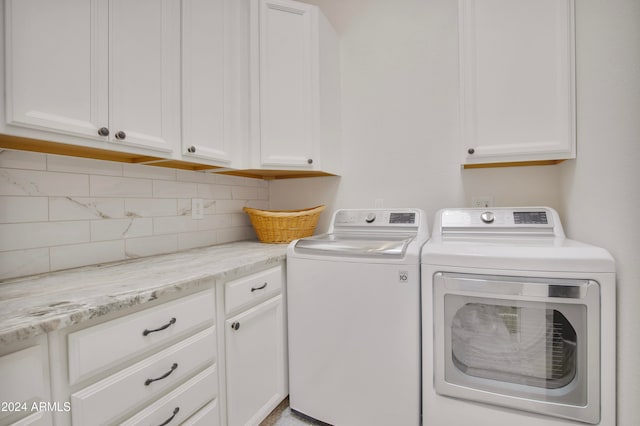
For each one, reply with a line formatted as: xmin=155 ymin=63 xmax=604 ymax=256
xmin=243 ymin=205 xmax=326 ymax=244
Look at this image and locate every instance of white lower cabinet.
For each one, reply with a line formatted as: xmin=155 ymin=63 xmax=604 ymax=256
xmin=221 ymin=264 xmax=288 ymax=426
xmin=58 ymin=289 xmax=219 ymax=426
xmin=0 ymin=335 xmax=52 ymax=426
xmin=4 ymin=263 xmax=287 ymax=426
xmin=225 ymin=296 xmax=287 ymax=426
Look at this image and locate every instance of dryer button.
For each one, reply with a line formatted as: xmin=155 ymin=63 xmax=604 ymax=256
xmin=480 ymin=211 xmax=495 ymax=223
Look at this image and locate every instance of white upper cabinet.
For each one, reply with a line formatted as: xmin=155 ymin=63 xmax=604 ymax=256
xmin=181 ymin=0 xmax=248 ymax=167
xmin=5 ymin=0 xmax=180 ymax=154
xmin=459 ymin=0 xmax=576 ymax=166
xmin=251 ymin=0 xmax=341 ymax=173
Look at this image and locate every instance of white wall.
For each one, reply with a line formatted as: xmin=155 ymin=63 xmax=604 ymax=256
xmin=559 ymin=1 xmax=640 ymax=424
xmin=270 ymin=0 xmax=640 ymax=423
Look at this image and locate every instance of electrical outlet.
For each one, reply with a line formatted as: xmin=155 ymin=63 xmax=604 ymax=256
xmin=471 ymin=196 xmax=494 ymax=208
xmin=374 ymin=198 xmax=384 ymax=208
xmin=191 ymin=198 xmax=204 ymax=219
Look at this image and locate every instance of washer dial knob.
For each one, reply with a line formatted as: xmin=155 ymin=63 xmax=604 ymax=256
xmin=365 ymin=213 xmax=376 ymax=223
xmin=480 ymin=211 xmax=495 ymax=223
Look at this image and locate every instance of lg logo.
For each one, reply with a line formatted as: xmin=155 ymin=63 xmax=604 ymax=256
xmin=399 ymin=271 xmax=409 ymax=283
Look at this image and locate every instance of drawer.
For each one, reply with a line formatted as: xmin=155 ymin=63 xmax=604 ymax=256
xmin=68 ymin=289 xmax=215 ymax=385
xmin=8 ymin=411 xmax=50 ymax=426
xmin=0 ymin=343 xmax=50 ymax=425
xmin=225 ymin=266 xmax=283 ymax=315
xmin=120 ymin=364 xmax=218 ymax=426
xmin=70 ymin=327 xmax=216 ymax=426
xmin=182 ymin=399 xmax=220 ymax=426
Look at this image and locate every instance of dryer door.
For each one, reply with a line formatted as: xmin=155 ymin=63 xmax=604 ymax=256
xmin=433 ymin=273 xmax=600 ymax=424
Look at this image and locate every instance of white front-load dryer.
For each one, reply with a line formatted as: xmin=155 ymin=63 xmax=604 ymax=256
xmin=287 ymin=208 xmax=429 ymax=426
xmin=422 ymin=207 xmax=615 ymax=426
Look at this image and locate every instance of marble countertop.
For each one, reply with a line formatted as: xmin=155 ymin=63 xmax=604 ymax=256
xmin=0 ymin=241 xmax=288 ymax=345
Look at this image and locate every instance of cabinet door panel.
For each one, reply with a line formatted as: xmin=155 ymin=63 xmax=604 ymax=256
xmin=225 ymin=295 xmax=287 ymax=426
xmin=182 ymin=0 xmax=231 ymax=164
xmin=258 ymin=0 xmax=316 ymax=168
xmin=109 ymin=0 xmax=180 ymax=153
xmin=460 ymin=0 xmax=575 ymax=164
xmin=5 ymin=0 xmax=108 ymax=138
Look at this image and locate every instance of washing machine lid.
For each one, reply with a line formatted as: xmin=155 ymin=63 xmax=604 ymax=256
xmin=294 ymin=233 xmax=414 ymax=258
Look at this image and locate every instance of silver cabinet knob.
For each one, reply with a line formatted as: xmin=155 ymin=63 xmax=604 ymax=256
xmin=115 ymin=131 xmax=126 ymax=140
xmin=98 ymin=127 xmax=109 ymax=137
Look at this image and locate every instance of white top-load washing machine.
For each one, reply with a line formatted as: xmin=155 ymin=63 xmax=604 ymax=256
xmin=422 ymin=207 xmax=615 ymax=426
xmin=287 ymin=208 xmax=429 ymax=426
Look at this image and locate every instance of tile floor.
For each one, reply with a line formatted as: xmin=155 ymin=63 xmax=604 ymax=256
xmin=260 ymin=397 xmax=324 ymax=426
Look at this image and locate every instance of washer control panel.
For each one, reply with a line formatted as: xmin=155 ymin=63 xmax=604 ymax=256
xmin=333 ymin=209 xmax=418 ymax=228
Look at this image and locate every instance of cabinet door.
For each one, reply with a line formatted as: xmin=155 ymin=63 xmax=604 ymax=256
xmin=459 ymin=0 xmax=575 ymax=165
xmin=109 ymin=0 xmax=180 ymax=153
xmin=256 ymin=0 xmax=317 ymax=168
xmin=5 ymin=0 xmax=108 ymax=139
xmin=225 ymin=295 xmax=287 ymax=426
xmin=182 ymin=0 xmax=235 ymax=165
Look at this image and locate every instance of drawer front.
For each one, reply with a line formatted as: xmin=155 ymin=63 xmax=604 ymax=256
xmin=9 ymin=411 xmax=51 ymax=426
xmin=71 ymin=327 xmax=216 ymax=426
xmin=225 ymin=266 xmax=282 ymax=315
xmin=68 ymin=289 xmax=215 ymax=385
xmin=182 ymin=399 xmax=220 ymax=426
xmin=0 ymin=344 xmax=49 ymax=425
xmin=120 ymin=364 xmax=218 ymax=426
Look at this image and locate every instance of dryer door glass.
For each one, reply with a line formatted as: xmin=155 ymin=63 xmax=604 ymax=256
xmin=450 ymin=303 xmax=578 ymax=390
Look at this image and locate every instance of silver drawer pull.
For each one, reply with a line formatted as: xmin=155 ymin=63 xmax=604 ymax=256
xmin=157 ymin=407 xmax=179 ymax=426
xmin=143 ymin=317 xmax=177 ymax=336
xmin=145 ymin=363 xmax=178 ymax=386
xmin=251 ymin=282 xmax=268 ymax=292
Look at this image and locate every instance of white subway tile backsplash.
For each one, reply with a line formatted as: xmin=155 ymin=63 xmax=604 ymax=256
xmin=124 ymin=199 xmax=177 ymax=218
xmin=153 ymin=216 xmax=199 ymax=235
xmin=231 ymin=212 xmax=251 ymax=227
xmin=0 ymin=151 xmax=271 ymax=281
xmin=90 ymin=175 xmax=153 ymax=197
xmin=215 ymin=199 xmax=248 ymax=214
xmin=153 ymin=180 xmax=198 ymax=198
xmin=232 ymin=185 xmax=259 ymax=200
xmin=47 ymin=154 xmax=123 ymax=176
xmin=50 ymin=240 xmax=124 ymax=271
xmin=177 ymin=230 xmax=217 ymax=251
xmin=219 ymin=227 xmax=256 ymax=244
xmin=0 ymin=221 xmax=90 ymax=251
xmin=0 ymin=169 xmax=89 ymax=196
xmin=0 ymin=196 xmax=48 ymax=223
xmin=49 ymin=197 xmax=124 ymax=221
xmin=177 ymin=199 xmax=191 ymax=216
xmin=0 ymin=150 xmax=47 ymax=170
xmin=198 ymin=214 xmax=232 ymax=230
xmin=197 ymin=183 xmax=231 ymax=199
xmin=125 ymin=234 xmax=178 ymax=258
xmin=123 ymin=163 xmax=177 ymax=181
xmin=0 ymin=248 xmax=50 ymax=280
xmin=91 ymin=218 xmax=153 ymax=241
